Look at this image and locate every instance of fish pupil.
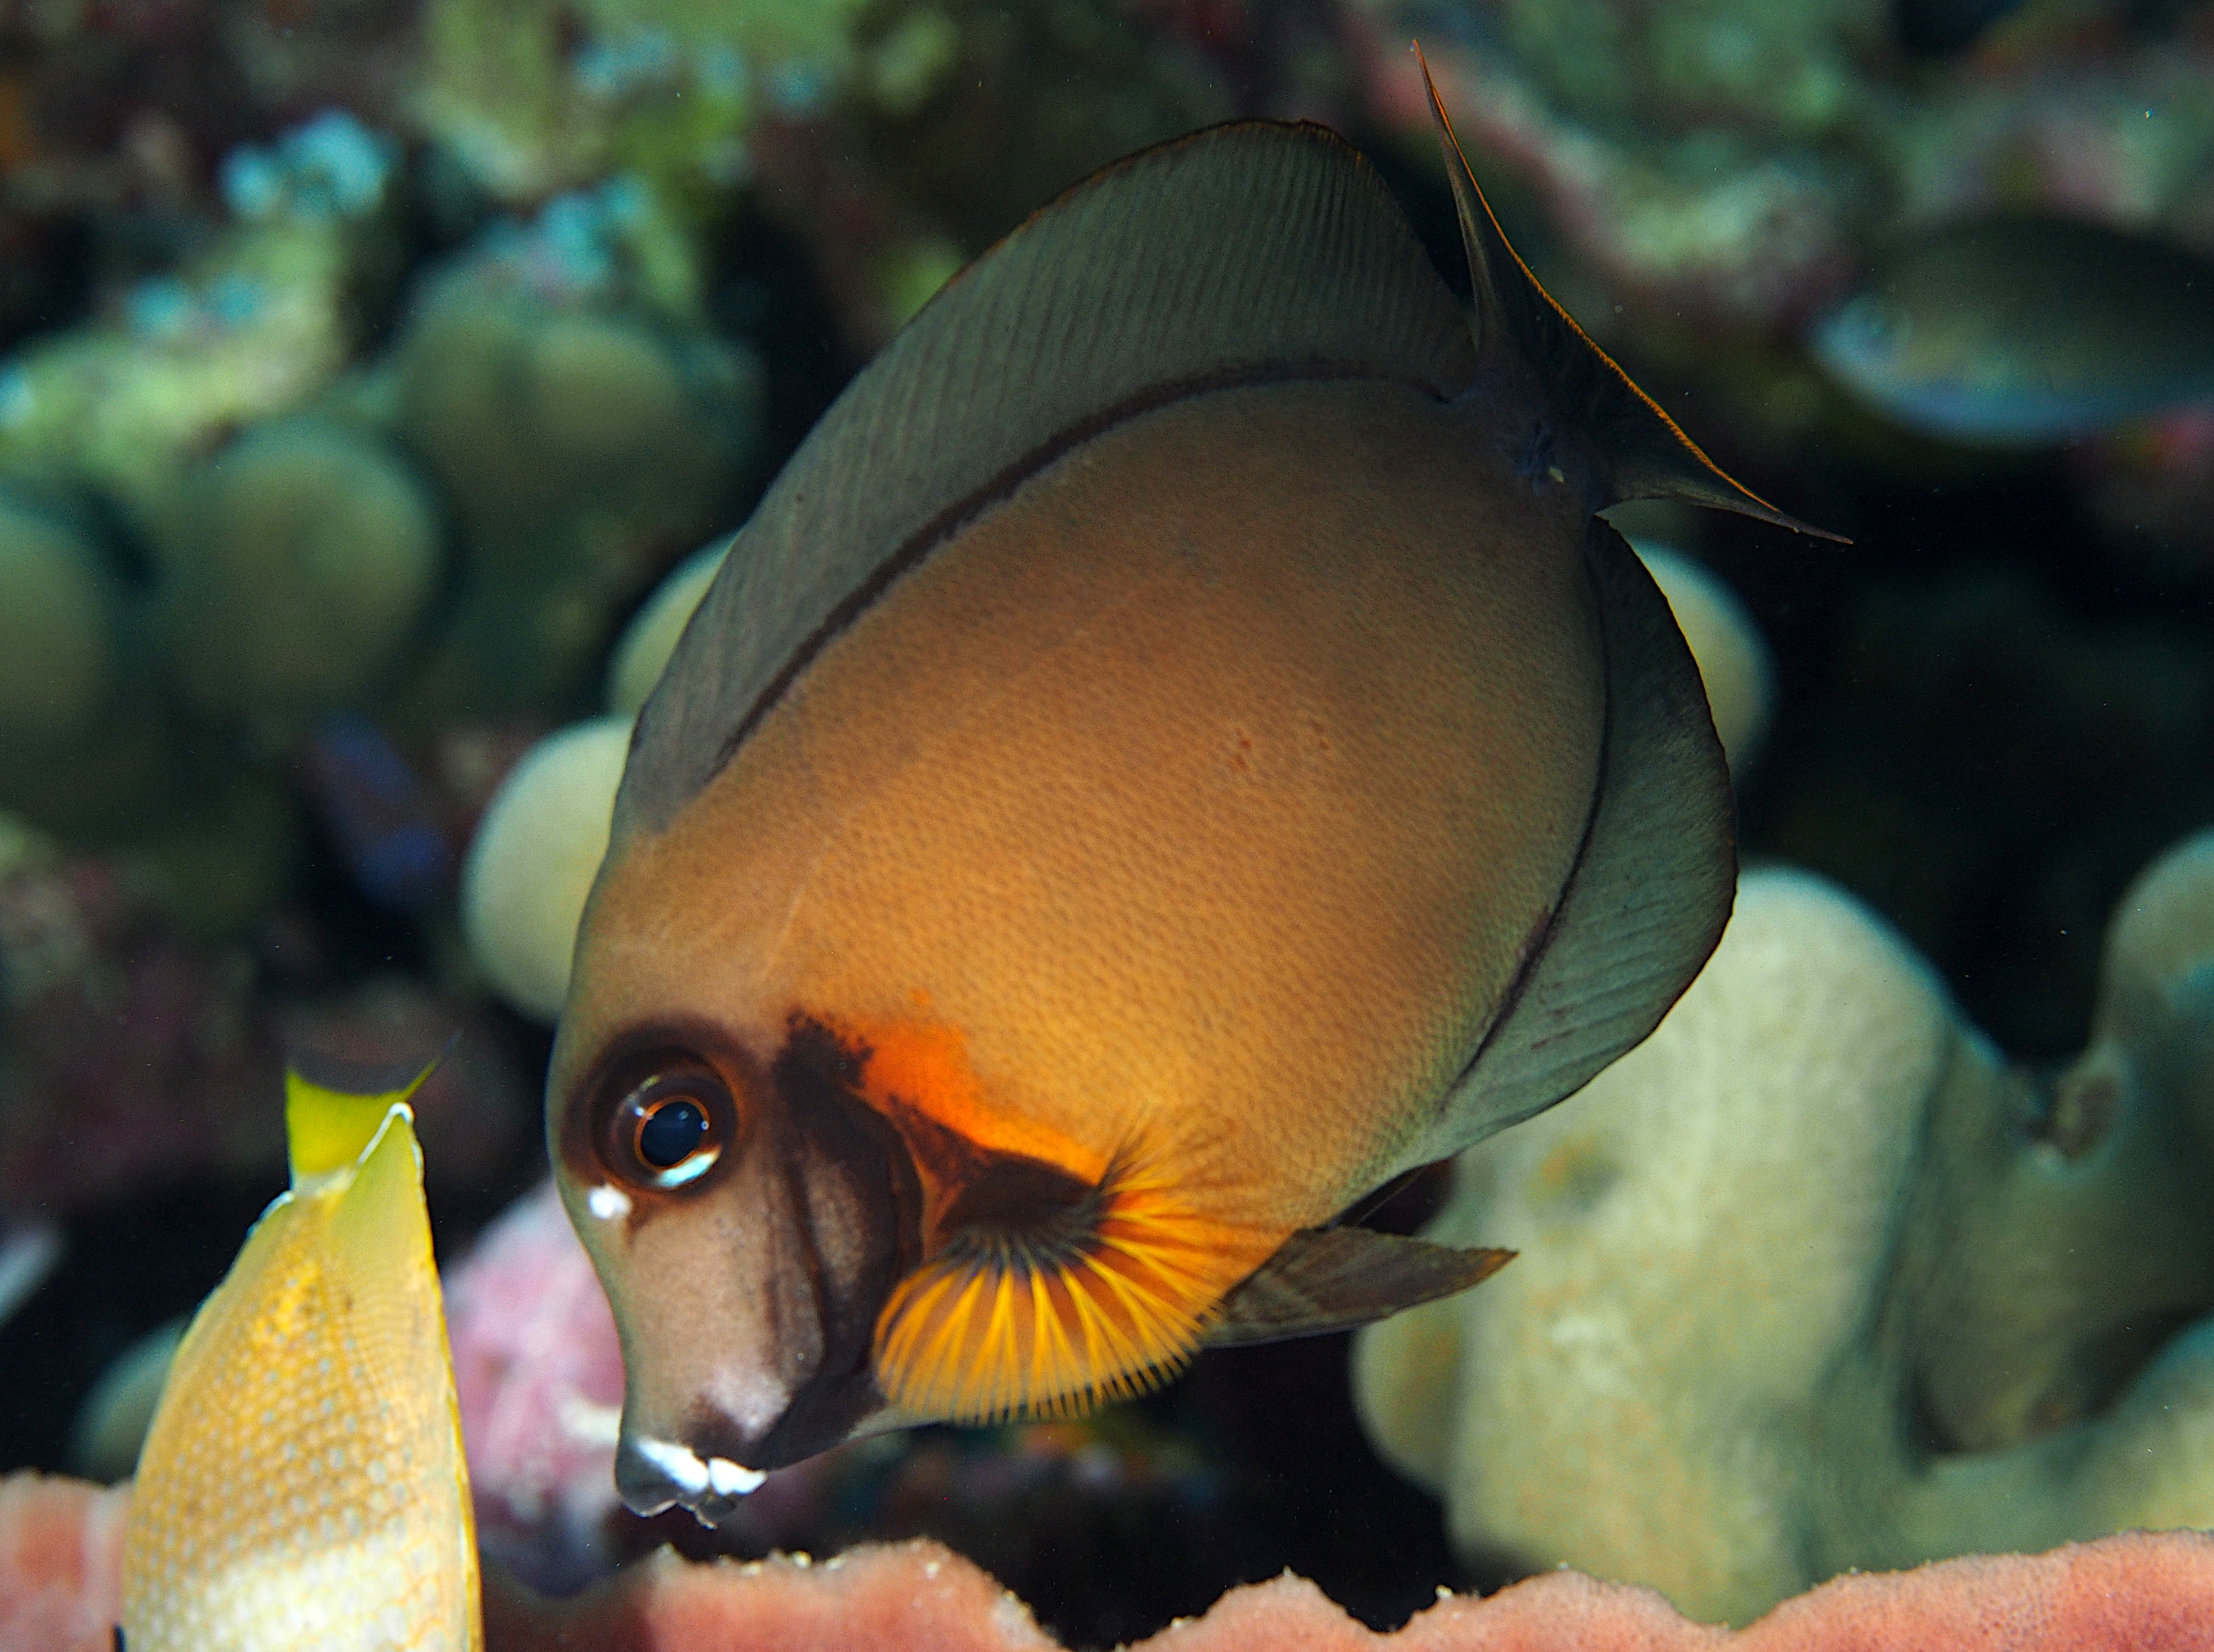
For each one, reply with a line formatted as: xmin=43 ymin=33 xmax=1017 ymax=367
xmin=638 ymin=1097 xmax=710 ymax=1168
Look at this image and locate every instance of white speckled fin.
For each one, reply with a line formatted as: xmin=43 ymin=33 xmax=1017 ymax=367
xmin=1409 ymin=518 xmax=1736 ymax=1163
xmin=328 ymin=1109 xmax=481 ymax=1646
xmin=1422 ymin=53 xmax=1843 ymax=540
xmin=1206 ymin=1228 xmax=1514 ymax=1346
xmin=620 ymin=120 xmax=1479 ymax=836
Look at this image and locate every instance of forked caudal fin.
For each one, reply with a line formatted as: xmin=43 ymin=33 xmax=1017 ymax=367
xmin=1418 ymin=45 xmax=1848 ymax=543
xmin=285 ymin=1037 xmax=453 ymax=1187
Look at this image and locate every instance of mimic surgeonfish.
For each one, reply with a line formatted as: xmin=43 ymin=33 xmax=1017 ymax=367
xmin=549 ymin=65 xmax=1837 ymax=1524
xmin=120 ymin=1052 xmax=478 ymax=1651
xmin=1811 ymin=216 xmax=2214 ymax=445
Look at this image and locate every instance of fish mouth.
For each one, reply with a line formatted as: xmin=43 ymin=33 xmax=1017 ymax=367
xmin=613 ymin=1364 xmax=889 ymax=1523
xmin=615 ymin=1431 xmax=769 ymax=1525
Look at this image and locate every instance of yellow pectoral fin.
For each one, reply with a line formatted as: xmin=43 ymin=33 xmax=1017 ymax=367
xmin=872 ymin=1160 xmax=1283 ymax=1426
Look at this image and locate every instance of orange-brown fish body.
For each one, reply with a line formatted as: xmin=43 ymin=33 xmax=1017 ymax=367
xmin=565 ymin=380 xmax=1601 ymax=1237
xmin=550 ymin=80 xmax=1829 ymax=1522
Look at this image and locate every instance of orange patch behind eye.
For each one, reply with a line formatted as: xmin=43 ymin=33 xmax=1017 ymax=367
xmin=822 ymin=1010 xmax=1282 ymax=1424
xmin=872 ymin=1156 xmax=1279 ymax=1425
xmin=832 ymin=1014 xmax=1108 ymax=1186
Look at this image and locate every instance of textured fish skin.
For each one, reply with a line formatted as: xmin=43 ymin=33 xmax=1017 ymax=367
xmin=119 ymin=1059 xmax=478 ymax=1652
xmin=550 ymin=76 xmax=1825 ymax=1517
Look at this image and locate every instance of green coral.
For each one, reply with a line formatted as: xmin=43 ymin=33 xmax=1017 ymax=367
xmin=0 ymin=222 xmax=359 ymax=535
xmin=388 ymin=270 xmax=765 ymax=720
xmin=412 ymin=0 xmax=871 ymax=224
xmin=150 ymin=418 xmax=444 ymax=727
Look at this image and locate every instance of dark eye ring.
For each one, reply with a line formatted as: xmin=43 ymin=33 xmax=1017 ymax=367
xmin=602 ymin=1058 xmax=736 ymax=1192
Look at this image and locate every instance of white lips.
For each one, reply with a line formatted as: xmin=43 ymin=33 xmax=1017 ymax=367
xmin=634 ymin=1436 xmax=710 ymax=1495
xmin=707 ymin=1456 xmax=767 ymax=1496
xmin=634 ymin=1436 xmax=766 ymax=1500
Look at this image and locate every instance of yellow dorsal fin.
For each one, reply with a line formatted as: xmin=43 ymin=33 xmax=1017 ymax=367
xmin=285 ymin=1043 xmax=448 ymax=1184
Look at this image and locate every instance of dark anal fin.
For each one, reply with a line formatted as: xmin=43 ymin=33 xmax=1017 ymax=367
xmin=1416 ymin=45 xmax=1847 ymax=543
xmin=1204 ymin=1227 xmax=1513 ymax=1347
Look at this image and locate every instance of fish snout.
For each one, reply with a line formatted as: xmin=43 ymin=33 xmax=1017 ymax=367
xmin=614 ymin=1426 xmax=770 ymax=1523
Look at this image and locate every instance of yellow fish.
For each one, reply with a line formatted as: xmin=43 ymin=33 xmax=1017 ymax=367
xmin=549 ymin=67 xmax=1835 ymax=1522
xmin=119 ymin=1052 xmax=479 ymax=1651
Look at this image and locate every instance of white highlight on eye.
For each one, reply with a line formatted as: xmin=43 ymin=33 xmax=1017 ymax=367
xmin=655 ymin=1146 xmax=719 ymax=1189
xmin=587 ymin=1184 xmax=632 ymax=1221
xmin=634 ymin=1437 xmax=710 ymax=1496
xmin=707 ymin=1457 xmax=767 ymax=1497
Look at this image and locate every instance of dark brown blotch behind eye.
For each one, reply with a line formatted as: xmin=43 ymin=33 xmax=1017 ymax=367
xmin=600 ymin=1052 xmax=738 ymax=1192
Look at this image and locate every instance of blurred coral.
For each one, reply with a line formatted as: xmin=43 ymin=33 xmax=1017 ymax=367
xmin=151 ymin=418 xmax=443 ymax=727
xmin=0 ymin=811 xmax=528 ymax=1222
xmin=388 ymin=247 xmax=765 ymax=720
xmin=0 ymin=491 xmax=116 ymax=752
xmin=605 ymin=540 xmax=727 ymax=718
xmin=0 ymin=1472 xmax=125 ymax=1652
xmin=1355 ymin=831 xmax=2214 ymax=1623
xmin=0 ymin=815 xmax=278 ymax=1221
xmin=0 ymin=207 xmax=371 ymax=533
xmin=446 ymin=1179 xmax=629 ymax=1594
xmin=460 ymin=717 xmax=631 ymax=1021
xmin=408 ymin=0 xmax=862 ymax=214
xmin=7 ymin=1467 xmax=2214 ymax=1651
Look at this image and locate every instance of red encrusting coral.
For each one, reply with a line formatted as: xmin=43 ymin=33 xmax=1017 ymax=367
xmin=0 ymin=1472 xmax=126 ymax=1652
xmin=9 ymin=1464 xmax=2213 ymax=1650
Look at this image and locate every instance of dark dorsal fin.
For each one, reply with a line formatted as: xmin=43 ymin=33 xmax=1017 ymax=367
xmin=1407 ymin=517 xmax=1736 ymax=1163
xmin=1206 ymin=1226 xmax=1515 ymax=1346
xmin=618 ymin=121 xmax=1479 ymax=838
xmin=1419 ymin=50 xmax=1845 ymax=542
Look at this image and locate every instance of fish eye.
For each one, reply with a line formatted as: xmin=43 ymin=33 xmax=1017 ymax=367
xmin=600 ymin=1053 xmax=737 ymax=1192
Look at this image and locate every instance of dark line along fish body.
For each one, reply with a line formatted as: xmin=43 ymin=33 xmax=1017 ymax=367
xmin=548 ymin=64 xmax=1834 ymax=1525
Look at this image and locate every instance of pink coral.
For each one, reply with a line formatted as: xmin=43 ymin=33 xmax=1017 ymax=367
xmin=446 ymin=1179 xmax=631 ymax=1592
xmin=0 ymin=1472 xmax=126 ymax=1652
xmin=485 ymin=1531 xmax=2214 ymax=1650
xmin=11 ymin=1466 xmax=2212 ymax=1650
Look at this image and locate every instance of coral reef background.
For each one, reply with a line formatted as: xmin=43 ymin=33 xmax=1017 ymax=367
xmin=1 ymin=0 xmax=2212 ymax=1643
